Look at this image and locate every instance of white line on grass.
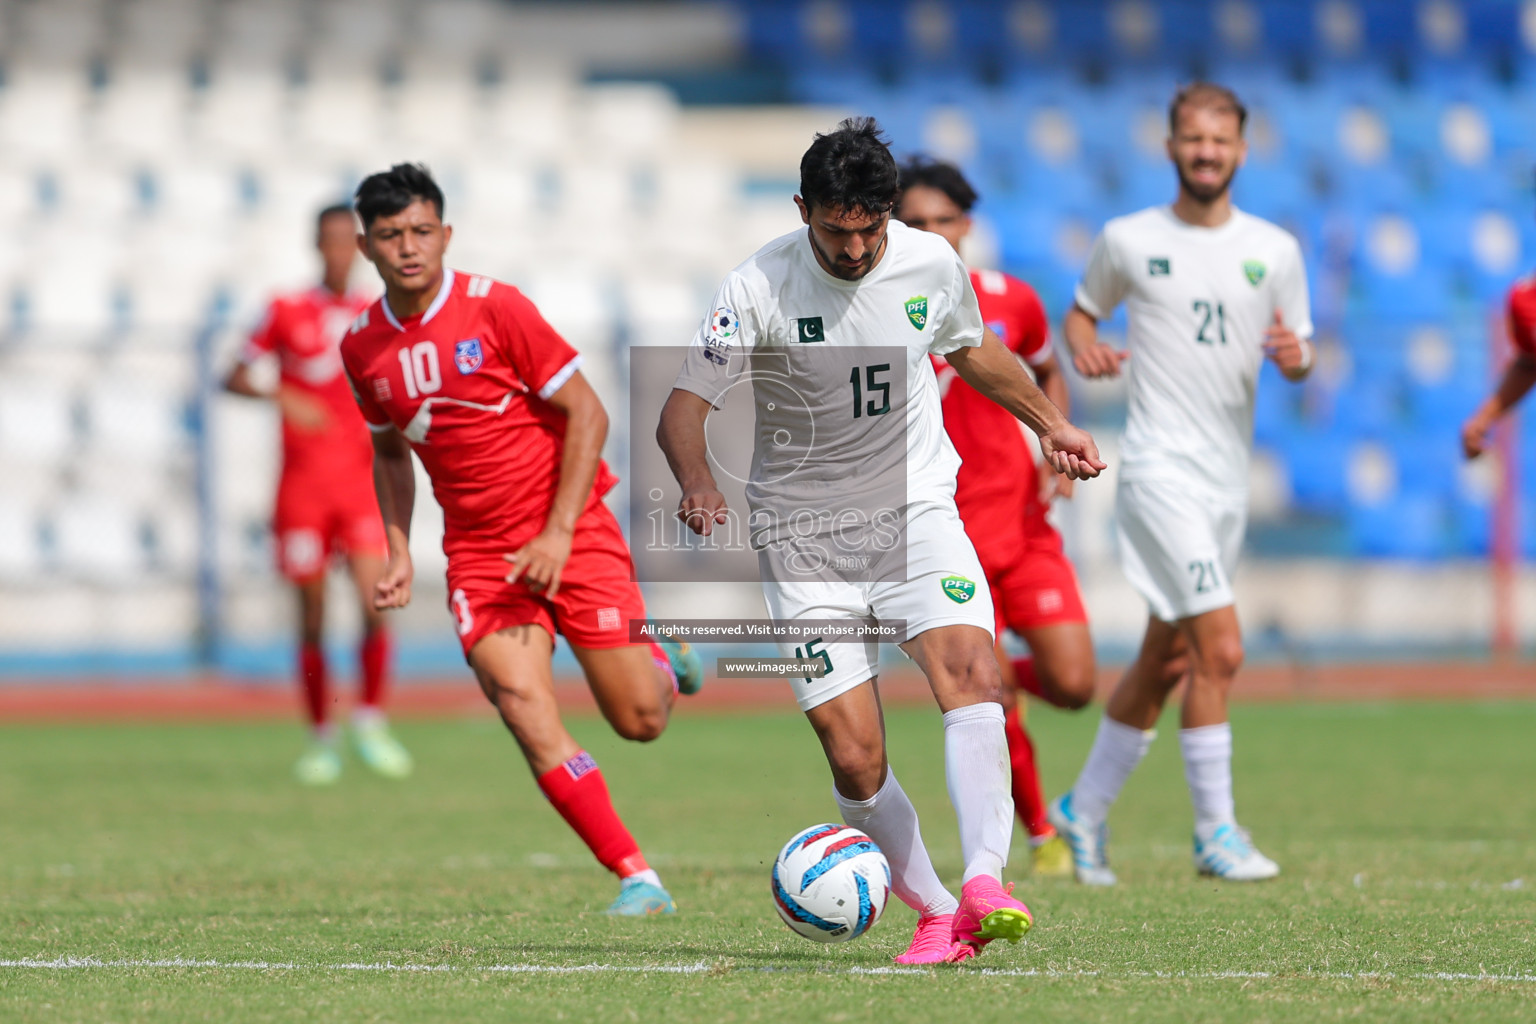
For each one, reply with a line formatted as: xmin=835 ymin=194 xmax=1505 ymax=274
xmin=4 ymin=957 xmax=1536 ymax=984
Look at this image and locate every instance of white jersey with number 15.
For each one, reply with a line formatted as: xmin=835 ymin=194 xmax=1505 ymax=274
xmin=1075 ymin=205 xmax=1312 ymax=497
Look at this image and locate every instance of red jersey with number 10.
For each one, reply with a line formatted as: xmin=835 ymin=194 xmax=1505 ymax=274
xmin=339 ymin=269 xmax=617 ymax=553
xmin=932 ymin=268 xmax=1054 ymax=562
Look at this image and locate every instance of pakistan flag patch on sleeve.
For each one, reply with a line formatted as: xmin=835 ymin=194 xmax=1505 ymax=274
xmin=904 ymin=296 xmax=928 ymax=330
xmin=1243 ymin=260 xmax=1266 ymax=286
xmin=940 ymin=575 xmax=976 ymax=604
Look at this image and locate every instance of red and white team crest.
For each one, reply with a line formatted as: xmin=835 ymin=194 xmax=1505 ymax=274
xmin=454 ymin=338 xmax=484 ymax=374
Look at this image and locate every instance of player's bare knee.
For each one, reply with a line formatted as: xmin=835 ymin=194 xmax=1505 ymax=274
xmin=1200 ymin=638 xmax=1244 ymax=681
xmin=947 ymin=650 xmax=1004 ymax=705
xmin=1048 ymin=664 xmax=1096 ymax=710
xmin=825 ymin=735 xmax=884 ymax=793
xmin=611 ymin=704 xmax=666 ymax=743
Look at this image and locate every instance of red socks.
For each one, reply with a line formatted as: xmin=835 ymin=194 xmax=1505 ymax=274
xmin=299 ymin=642 xmax=329 ymax=728
xmin=359 ymin=629 xmax=391 ymax=709
xmin=537 ymin=751 xmax=649 ymax=877
xmin=1003 ymin=706 xmax=1053 ymax=840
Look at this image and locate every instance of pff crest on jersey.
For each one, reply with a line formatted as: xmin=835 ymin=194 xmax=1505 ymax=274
xmin=904 ymin=295 xmax=928 ymax=330
xmin=1243 ymin=260 xmax=1266 ymax=286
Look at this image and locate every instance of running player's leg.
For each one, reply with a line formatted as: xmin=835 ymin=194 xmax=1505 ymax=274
xmin=290 ymin=573 xmax=342 ymax=784
xmin=1013 ymin=622 xmax=1096 ymax=710
xmin=344 ymin=548 xmax=412 ymax=778
xmin=803 ymin=678 xmax=963 ymax=964
xmin=571 ymin=642 xmax=674 ymax=743
xmin=902 ymin=624 xmax=1032 ymax=952
xmin=471 ymin=626 xmax=672 ymax=913
xmin=1049 ymin=615 xmax=1188 ymax=884
xmin=1178 ymin=604 xmax=1276 ymax=879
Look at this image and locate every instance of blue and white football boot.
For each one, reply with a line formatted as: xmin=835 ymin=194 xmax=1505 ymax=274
xmin=1192 ymin=822 xmax=1280 ymax=881
xmin=1047 ymin=792 xmax=1118 ymax=887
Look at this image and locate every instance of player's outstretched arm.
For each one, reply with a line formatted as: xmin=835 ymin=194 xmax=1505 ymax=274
xmin=504 ymin=371 xmax=608 ymax=598
xmin=949 ymin=329 xmax=1107 ymax=481
xmin=1064 ymin=303 xmax=1129 ymax=379
xmin=656 ymin=388 xmax=730 ymax=536
xmin=224 ymin=361 xmax=330 ymax=430
xmin=1463 ymin=353 xmax=1536 ymax=459
xmin=371 ymin=425 xmax=416 ymax=610
xmin=1033 ymin=353 xmax=1076 ymax=501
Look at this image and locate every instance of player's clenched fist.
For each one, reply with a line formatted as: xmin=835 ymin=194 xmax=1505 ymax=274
xmin=1262 ymin=311 xmax=1313 ymax=379
xmin=1039 ymin=423 xmax=1108 ymax=481
xmin=1072 ymin=342 xmax=1130 ymax=379
xmin=374 ymin=549 xmax=414 ymax=610
xmin=677 ymin=487 xmax=730 ymax=537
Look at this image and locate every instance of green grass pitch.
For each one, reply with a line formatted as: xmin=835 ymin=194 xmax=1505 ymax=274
xmin=3 ymin=699 xmax=1534 ymax=1022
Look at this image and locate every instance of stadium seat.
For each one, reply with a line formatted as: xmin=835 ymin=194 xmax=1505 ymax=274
xmin=53 ymin=496 xmax=149 ymax=582
xmin=0 ymin=379 xmax=78 ymax=466
xmin=0 ymin=497 xmax=47 ymax=580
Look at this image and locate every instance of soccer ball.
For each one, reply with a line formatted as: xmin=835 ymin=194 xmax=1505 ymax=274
xmin=771 ymin=823 xmax=891 ymax=943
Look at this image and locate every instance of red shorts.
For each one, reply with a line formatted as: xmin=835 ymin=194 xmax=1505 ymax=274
xmin=272 ymin=470 xmax=387 ymax=583
xmin=977 ymin=514 xmax=1089 ymax=638
xmin=444 ymin=502 xmax=648 ymax=659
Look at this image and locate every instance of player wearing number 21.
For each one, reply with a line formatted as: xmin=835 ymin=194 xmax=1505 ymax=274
xmin=339 ymin=164 xmax=702 ymax=917
xmin=1048 ymin=83 xmax=1314 ymax=886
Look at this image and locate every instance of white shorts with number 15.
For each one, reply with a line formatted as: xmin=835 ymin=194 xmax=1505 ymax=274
xmin=1115 ymin=476 xmax=1247 ymax=624
xmin=760 ymin=503 xmax=994 ymax=712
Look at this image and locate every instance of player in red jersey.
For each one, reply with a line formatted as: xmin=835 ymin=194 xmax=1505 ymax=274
xmin=341 ymin=164 xmax=702 ymax=916
xmin=896 ymin=158 xmax=1096 ymax=877
xmin=1462 ymin=275 xmax=1536 ymax=459
xmin=224 ymin=204 xmax=412 ymax=786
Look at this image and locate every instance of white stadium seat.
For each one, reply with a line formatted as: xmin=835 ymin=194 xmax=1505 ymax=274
xmin=53 ymin=496 xmax=149 ymax=582
xmin=0 ymin=379 xmax=78 ymax=465
xmin=0 ymin=496 xmax=46 ymax=581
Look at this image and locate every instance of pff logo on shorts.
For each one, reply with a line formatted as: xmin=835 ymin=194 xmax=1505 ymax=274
xmin=940 ymin=574 xmax=976 ymax=604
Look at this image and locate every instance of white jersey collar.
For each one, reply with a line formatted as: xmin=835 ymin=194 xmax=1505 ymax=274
xmin=381 ymin=268 xmax=456 ymax=331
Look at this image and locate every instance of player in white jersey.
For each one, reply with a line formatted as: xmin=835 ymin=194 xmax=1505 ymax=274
xmin=658 ymin=119 xmax=1105 ymax=963
xmin=1047 ymin=84 xmax=1315 ymax=885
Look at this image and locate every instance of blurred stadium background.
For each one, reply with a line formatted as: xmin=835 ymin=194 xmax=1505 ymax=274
xmin=2 ymin=0 xmax=1535 ymax=682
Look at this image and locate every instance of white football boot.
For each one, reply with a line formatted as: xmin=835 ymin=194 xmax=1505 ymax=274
xmin=1192 ymin=822 xmax=1280 ymax=881
xmin=1047 ymin=793 xmax=1118 ymax=887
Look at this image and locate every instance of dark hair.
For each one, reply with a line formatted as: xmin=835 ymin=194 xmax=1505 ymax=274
xmin=799 ymin=117 xmax=900 ymax=217
xmin=316 ymin=203 xmax=355 ymax=230
xmin=1168 ymin=82 xmax=1247 ymax=134
xmin=354 ymin=163 xmax=445 ymax=228
xmin=897 ymin=156 xmax=978 ymax=213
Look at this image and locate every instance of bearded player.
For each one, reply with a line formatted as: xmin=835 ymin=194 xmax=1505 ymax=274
xmin=340 ymin=164 xmax=702 ymax=916
xmin=224 ymin=204 xmax=411 ymax=786
xmin=659 ymin=120 xmax=1105 ymax=962
xmin=896 ymin=157 xmax=1095 ymax=878
xmin=1049 ymin=84 xmax=1313 ymax=884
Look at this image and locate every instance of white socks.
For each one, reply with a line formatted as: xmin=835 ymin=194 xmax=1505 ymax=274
xmin=942 ymin=702 xmax=1013 ymax=885
xmin=1179 ymin=722 xmax=1236 ymax=829
xmin=835 ymin=769 xmax=958 ymax=917
xmin=1070 ymin=716 xmax=1157 ymax=825
xmin=623 ymin=868 xmax=663 ymax=888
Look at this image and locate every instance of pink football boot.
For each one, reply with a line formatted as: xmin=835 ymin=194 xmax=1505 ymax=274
xmin=894 ymin=914 xmax=971 ymax=965
xmin=952 ymin=877 xmax=1033 ymax=954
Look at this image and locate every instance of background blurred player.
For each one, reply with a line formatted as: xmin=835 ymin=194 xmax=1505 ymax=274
xmin=1461 ymin=274 xmax=1536 ymax=459
xmin=224 ymin=204 xmax=411 ymax=786
xmin=1049 ymin=84 xmax=1313 ymax=884
xmin=342 ymin=164 xmax=702 ymax=916
xmin=659 ymin=120 xmax=1105 ymax=961
xmin=896 ymin=156 xmax=1095 ymax=878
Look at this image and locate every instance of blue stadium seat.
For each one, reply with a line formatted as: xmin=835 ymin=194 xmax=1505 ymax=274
xmin=1347 ymin=494 xmax=1451 ymax=559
